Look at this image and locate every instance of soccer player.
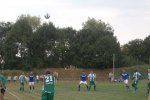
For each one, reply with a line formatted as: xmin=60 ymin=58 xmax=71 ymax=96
xmin=36 ymin=75 xmax=39 ymax=83
xmin=29 ymin=72 xmax=35 ymax=92
xmin=132 ymin=70 xmax=141 ymax=93
xmin=53 ymin=71 xmax=58 ymax=84
xmin=13 ymin=75 xmax=18 ymax=84
xmin=78 ymin=71 xmax=88 ymax=91
xmin=121 ymin=69 xmax=130 ymax=92
xmin=0 ymin=74 xmax=7 ymax=100
xmin=147 ymin=69 xmax=150 ymax=95
xmin=108 ymin=72 xmax=114 ymax=82
xmin=88 ymin=71 xmax=96 ymax=91
xmin=19 ymin=73 xmax=26 ymax=91
xmin=41 ymin=70 xmax=55 ymax=100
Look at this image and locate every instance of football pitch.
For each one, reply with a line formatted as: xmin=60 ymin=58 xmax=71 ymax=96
xmin=4 ymin=81 xmax=147 ymax=100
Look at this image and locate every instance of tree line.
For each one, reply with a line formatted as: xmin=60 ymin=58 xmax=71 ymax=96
xmin=0 ymin=15 xmax=150 ymax=70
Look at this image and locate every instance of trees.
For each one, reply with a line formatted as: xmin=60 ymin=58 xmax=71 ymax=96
xmin=1 ymin=15 xmax=150 ymax=70
xmin=0 ymin=22 xmax=13 ymax=69
xmin=121 ymin=39 xmax=145 ymax=66
xmin=31 ymin=22 xmax=57 ymax=68
xmin=143 ymin=35 xmax=150 ymax=64
xmin=71 ymin=18 xmax=121 ymax=68
xmin=3 ymin=15 xmax=41 ymax=69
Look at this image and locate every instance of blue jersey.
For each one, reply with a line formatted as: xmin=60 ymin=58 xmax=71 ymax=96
xmin=29 ymin=75 xmax=35 ymax=82
xmin=122 ymin=72 xmax=129 ymax=80
xmin=80 ymin=73 xmax=87 ymax=81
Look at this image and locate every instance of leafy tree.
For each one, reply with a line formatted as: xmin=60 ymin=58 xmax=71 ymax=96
xmin=53 ymin=27 xmax=76 ymax=67
xmin=122 ymin=39 xmax=145 ymax=66
xmin=143 ymin=35 xmax=150 ymax=63
xmin=72 ymin=18 xmax=121 ymax=68
xmin=4 ymin=17 xmax=33 ymax=69
xmin=31 ymin=22 xmax=57 ymax=68
xmin=0 ymin=22 xmax=13 ymax=69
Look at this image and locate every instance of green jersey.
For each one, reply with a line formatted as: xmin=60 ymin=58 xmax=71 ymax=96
xmin=88 ymin=73 xmax=96 ymax=82
xmin=19 ymin=75 xmax=26 ymax=83
xmin=133 ymin=72 xmax=141 ymax=81
xmin=0 ymin=74 xmax=7 ymax=88
xmin=43 ymin=74 xmax=55 ymax=93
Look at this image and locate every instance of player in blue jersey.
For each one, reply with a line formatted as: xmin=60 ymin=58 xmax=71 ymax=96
xmin=78 ymin=71 xmax=88 ymax=91
xmin=28 ymin=72 xmax=35 ymax=92
xmin=121 ymin=69 xmax=130 ymax=91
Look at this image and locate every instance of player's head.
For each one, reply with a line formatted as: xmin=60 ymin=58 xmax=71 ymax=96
xmin=134 ymin=69 xmax=138 ymax=72
xmin=46 ymin=70 xmax=52 ymax=75
xmin=82 ymin=71 xmax=85 ymax=74
xmin=30 ymin=72 xmax=33 ymax=75
xmin=148 ymin=69 xmax=150 ymax=73
xmin=122 ymin=69 xmax=126 ymax=73
xmin=91 ymin=71 xmax=93 ymax=73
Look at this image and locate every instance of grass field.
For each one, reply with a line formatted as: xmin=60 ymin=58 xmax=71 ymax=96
xmin=4 ymin=81 xmax=148 ymax=100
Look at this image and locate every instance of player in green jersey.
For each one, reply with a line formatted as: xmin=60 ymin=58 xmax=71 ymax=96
xmin=132 ymin=69 xmax=141 ymax=93
xmin=19 ymin=72 xmax=26 ymax=91
xmin=41 ymin=70 xmax=55 ymax=100
xmin=88 ymin=71 xmax=96 ymax=91
xmin=147 ymin=69 xmax=150 ymax=95
xmin=0 ymin=74 xmax=7 ymax=100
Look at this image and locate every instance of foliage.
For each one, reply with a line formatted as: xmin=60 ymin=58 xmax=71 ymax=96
xmin=0 ymin=15 xmax=150 ymax=69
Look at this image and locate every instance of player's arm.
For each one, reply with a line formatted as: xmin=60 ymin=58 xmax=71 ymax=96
xmin=94 ymin=74 xmax=96 ymax=83
xmin=121 ymin=74 xmax=124 ymax=81
xmin=87 ymin=74 xmax=90 ymax=81
xmin=132 ymin=73 xmax=135 ymax=79
xmin=139 ymin=73 xmax=144 ymax=79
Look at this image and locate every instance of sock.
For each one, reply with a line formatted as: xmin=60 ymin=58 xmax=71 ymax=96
xmin=147 ymin=89 xmax=149 ymax=95
xmin=86 ymin=85 xmax=88 ymax=91
xmin=94 ymin=85 xmax=96 ymax=91
xmin=78 ymin=85 xmax=80 ymax=91
xmin=89 ymin=85 xmax=91 ymax=91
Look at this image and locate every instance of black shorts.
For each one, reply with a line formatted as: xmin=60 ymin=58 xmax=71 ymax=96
xmin=1 ymin=88 xmax=5 ymax=94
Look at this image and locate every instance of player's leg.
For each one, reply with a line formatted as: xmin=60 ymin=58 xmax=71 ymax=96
xmin=78 ymin=81 xmax=82 ymax=91
xmin=48 ymin=93 xmax=54 ymax=100
xmin=88 ymin=85 xmax=91 ymax=91
xmin=41 ymin=91 xmax=47 ymax=100
xmin=147 ymin=82 xmax=150 ymax=95
xmin=124 ymin=80 xmax=130 ymax=91
xmin=1 ymin=88 xmax=5 ymax=100
xmin=29 ymin=82 xmax=32 ymax=91
xmin=84 ymin=82 xmax=88 ymax=91
xmin=32 ymin=82 xmax=35 ymax=92
xmin=89 ymin=81 xmax=96 ymax=91
xmin=93 ymin=82 xmax=96 ymax=91
xmin=22 ymin=82 xmax=24 ymax=91
xmin=134 ymin=80 xmax=138 ymax=93
xmin=88 ymin=81 xmax=92 ymax=91
xmin=20 ymin=83 xmax=23 ymax=91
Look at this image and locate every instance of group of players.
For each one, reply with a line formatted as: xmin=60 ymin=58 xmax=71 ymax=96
xmin=0 ymin=69 xmax=150 ymax=100
xmin=78 ymin=71 xmax=96 ymax=91
xmin=121 ymin=69 xmax=150 ymax=96
xmin=0 ymin=70 xmax=55 ymax=100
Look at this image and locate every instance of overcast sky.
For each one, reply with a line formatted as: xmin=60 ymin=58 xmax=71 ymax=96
xmin=0 ymin=0 xmax=150 ymax=45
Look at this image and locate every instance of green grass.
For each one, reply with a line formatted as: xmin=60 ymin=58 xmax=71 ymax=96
xmin=4 ymin=81 xmax=148 ymax=100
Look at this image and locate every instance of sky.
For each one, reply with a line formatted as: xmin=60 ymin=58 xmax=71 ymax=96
xmin=0 ymin=0 xmax=150 ymax=45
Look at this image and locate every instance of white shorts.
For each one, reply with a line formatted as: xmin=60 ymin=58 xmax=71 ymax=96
xmin=124 ymin=79 xmax=129 ymax=84
xmin=29 ymin=82 xmax=35 ymax=86
xmin=79 ymin=81 xmax=87 ymax=85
